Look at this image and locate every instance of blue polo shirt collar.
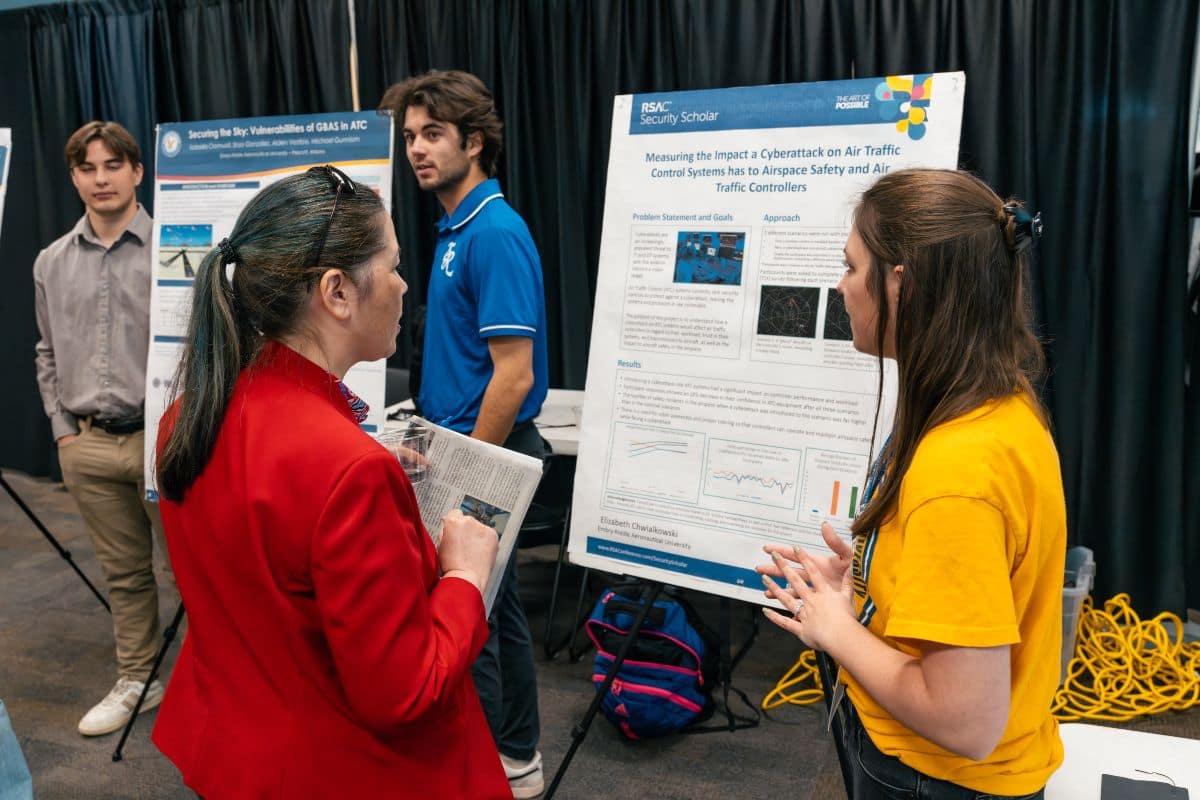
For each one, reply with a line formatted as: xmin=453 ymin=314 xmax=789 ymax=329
xmin=436 ymin=178 xmax=505 ymax=234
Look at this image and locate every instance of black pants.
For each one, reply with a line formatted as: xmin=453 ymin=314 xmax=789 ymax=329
xmin=840 ymin=703 xmax=1044 ymax=800
xmin=469 ymin=421 xmax=547 ymax=762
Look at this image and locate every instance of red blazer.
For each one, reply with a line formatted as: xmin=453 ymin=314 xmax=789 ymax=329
xmin=154 ymin=341 xmax=508 ymax=799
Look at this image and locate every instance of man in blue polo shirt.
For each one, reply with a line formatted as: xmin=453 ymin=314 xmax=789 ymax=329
xmin=381 ymin=70 xmax=547 ymax=798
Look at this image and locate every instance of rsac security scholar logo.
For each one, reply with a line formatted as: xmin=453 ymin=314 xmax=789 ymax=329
xmin=875 ymin=75 xmax=933 ymax=141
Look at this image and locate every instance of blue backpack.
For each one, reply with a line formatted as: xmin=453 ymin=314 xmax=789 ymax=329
xmin=585 ymin=586 xmax=718 ymax=739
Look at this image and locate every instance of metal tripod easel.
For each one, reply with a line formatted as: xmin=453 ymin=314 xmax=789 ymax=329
xmin=112 ymin=602 xmax=185 ymax=762
xmin=0 ymin=468 xmax=110 ymax=613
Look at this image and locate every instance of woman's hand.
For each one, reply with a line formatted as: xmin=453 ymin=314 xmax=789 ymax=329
xmin=757 ymin=523 xmax=857 ymax=651
xmin=758 ymin=522 xmax=852 ymax=588
xmin=437 ymin=510 xmax=499 ymax=595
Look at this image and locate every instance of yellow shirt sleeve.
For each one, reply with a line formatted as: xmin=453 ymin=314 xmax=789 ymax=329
xmin=884 ymin=495 xmax=1021 ymax=648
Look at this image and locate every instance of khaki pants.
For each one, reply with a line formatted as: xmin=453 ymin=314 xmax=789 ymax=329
xmin=58 ymin=421 xmax=173 ymax=681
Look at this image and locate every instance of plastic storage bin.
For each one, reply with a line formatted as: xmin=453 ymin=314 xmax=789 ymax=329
xmin=1060 ymin=546 xmax=1095 ymax=684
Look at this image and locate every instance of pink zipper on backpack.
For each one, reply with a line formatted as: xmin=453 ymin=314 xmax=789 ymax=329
xmin=592 ymin=674 xmax=704 ymax=713
xmin=586 ymin=620 xmax=704 ymax=683
xmin=592 ymin=647 xmax=703 ymax=681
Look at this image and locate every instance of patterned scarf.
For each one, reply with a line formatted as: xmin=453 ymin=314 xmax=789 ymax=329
xmin=337 ymin=381 xmax=369 ymax=423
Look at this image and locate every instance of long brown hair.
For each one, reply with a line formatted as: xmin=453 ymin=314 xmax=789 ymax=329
xmin=851 ymin=168 xmax=1046 ymax=536
xmin=157 ymin=169 xmax=386 ymax=502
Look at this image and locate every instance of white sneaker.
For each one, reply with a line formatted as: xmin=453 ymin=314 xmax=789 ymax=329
xmin=77 ymin=677 xmax=165 ymax=737
xmin=500 ymin=751 xmax=544 ymax=799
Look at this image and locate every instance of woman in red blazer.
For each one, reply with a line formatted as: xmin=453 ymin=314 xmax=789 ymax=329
xmin=154 ymin=167 xmax=510 ymax=799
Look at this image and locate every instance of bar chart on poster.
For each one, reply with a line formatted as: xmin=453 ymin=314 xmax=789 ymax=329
xmin=798 ymin=449 xmax=868 ymax=522
xmin=569 ymin=74 xmax=965 ymax=604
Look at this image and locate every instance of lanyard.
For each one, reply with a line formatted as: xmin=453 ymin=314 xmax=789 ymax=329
xmin=828 ymin=434 xmax=892 ymax=730
xmin=851 ymin=434 xmax=892 ymax=628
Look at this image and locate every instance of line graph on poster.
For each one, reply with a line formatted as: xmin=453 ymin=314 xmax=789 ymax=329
xmin=605 ymin=422 xmax=706 ymax=502
xmin=702 ymin=438 xmax=802 ymax=508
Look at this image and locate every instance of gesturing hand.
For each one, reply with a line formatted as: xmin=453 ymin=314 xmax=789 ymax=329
xmin=757 ymin=522 xmax=851 ymax=588
xmin=756 ymin=523 xmax=857 ymax=652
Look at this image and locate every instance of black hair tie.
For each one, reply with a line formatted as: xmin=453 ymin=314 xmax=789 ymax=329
xmin=217 ymin=237 xmax=238 ymax=265
xmin=1002 ymin=205 xmax=1044 ymax=253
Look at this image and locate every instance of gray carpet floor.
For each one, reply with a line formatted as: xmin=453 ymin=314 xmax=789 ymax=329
xmin=1 ymin=469 xmax=1196 ymax=799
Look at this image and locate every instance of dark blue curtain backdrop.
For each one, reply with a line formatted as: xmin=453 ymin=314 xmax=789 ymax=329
xmin=845 ymin=0 xmax=1199 ymax=627
xmin=353 ymin=0 xmax=853 ymax=395
xmin=0 ymin=0 xmax=1195 ymax=616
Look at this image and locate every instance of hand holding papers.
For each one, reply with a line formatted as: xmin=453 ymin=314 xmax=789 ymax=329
xmin=379 ymin=417 xmax=543 ymax=614
xmin=437 ymin=509 xmax=500 ymax=597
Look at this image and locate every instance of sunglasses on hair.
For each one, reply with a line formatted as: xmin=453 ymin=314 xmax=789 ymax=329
xmin=308 ymin=165 xmax=359 ymax=267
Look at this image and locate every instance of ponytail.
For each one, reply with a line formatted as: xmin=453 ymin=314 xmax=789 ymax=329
xmin=156 ymin=168 xmax=386 ymax=501
xmin=156 ymin=244 xmax=254 ymax=502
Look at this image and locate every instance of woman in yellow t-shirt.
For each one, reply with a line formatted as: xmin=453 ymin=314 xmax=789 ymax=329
xmin=759 ymin=168 xmax=1065 ymax=799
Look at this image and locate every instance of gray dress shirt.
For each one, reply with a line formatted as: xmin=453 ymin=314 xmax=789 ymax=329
xmin=34 ymin=206 xmax=153 ymax=440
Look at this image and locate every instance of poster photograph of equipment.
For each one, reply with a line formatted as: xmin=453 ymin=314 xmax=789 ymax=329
xmin=673 ymin=231 xmax=745 ymax=285
xmin=158 ymin=224 xmax=213 ymax=279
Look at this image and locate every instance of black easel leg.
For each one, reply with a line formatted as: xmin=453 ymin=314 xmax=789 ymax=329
xmin=112 ymin=602 xmax=185 ymax=762
xmin=544 ymin=581 xmax=663 ymax=800
xmin=719 ymin=598 xmax=735 ymax=730
xmin=543 ymin=505 xmax=575 ymax=658
xmin=705 ymin=598 xmax=759 ymax=733
xmin=0 ymin=470 xmax=110 ymax=613
xmin=542 ymin=499 xmax=594 ymax=662
xmin=564 ymin=569 xmax=593 ymax=662
xmin=730 ymin=603 xmax=760 ymax=672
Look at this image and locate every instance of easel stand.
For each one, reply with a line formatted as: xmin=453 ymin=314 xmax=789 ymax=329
xmin=543 ymin=580 xmax=761 ymax=799
xmin=112 ymin=601 xmax=185 ymax=762
xmin=0 ymin=468 xmax=110 ymax=613
xmin=688 ymin=594 xmax=760 ymax=737
xmin=542 ymin=505 xmax=595 ymax=662
xmin=544 ymin=580 xmax=663 ymax=799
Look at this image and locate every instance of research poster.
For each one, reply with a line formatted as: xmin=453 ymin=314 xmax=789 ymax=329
xmin=0 ymin=128 xmax=10 ymax=235
xmin=144 ymin=111 xmax=394 ymax=498
xmin=569 ymin=74 xmax=965 ymax=604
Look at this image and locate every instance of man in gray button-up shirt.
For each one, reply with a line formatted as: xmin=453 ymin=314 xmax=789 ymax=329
xmin=33 ymin=120 xmax=173 ymax=737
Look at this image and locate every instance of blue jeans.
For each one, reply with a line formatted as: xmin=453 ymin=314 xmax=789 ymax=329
xmin=0 ymin=701 xmax=32 ymax=800
xmin=841 ymin=703 xmax=1044 ymax=800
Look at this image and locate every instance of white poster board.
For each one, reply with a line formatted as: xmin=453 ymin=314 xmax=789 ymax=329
xmin=569 ymin=73 xmax=965 ymax=604
xmin=144 ymin=111 xmax=394 ymax=498
xmin=0 ymin=128 xmax=10 ymax=236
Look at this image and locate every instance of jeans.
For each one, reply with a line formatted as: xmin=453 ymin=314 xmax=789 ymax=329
xmin=469 ymin=421 xmax=547 ymax=761
xmin=840 ymin=703 xmax=1044 ymax=800
xmin=0 ymin=700 xmax=32 ymax=800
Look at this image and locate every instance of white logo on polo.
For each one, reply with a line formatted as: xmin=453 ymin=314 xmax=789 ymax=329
xmin=440 ymin=241 xmax=457 ymax=277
